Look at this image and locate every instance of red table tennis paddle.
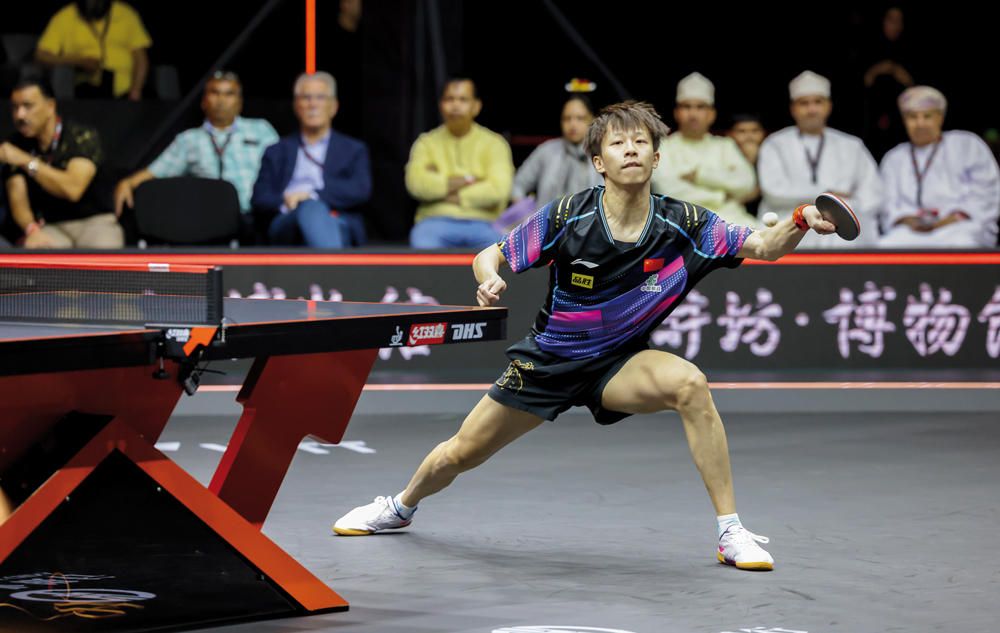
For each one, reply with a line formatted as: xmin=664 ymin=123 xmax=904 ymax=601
xmin=815 ymin=193 xmax=860 ymax=241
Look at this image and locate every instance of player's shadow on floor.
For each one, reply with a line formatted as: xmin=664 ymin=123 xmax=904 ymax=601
xmin=397 ymin=532 xmax=715 ymax=581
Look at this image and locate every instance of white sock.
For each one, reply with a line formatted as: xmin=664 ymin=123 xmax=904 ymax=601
xmin=392 ymin=492 xmax=416 ymax=519
xmin=718 ymin=513 xmax=741 ymax=537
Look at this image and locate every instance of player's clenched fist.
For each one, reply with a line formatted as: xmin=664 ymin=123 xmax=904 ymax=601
xmin=477 ymin=276 xmax=506 ymax=307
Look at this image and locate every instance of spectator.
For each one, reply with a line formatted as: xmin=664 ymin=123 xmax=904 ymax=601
xmin=511 ymin=95 xmax=602 ymax=209
xmin=251 ymin=71 xmax=371 ymax=248
xmin=406 ymin=78 xmax=514 ymax=249
xmin=879 ymin=86 xmax=1000 ymax=248
xmin=727 ymin=113 xmax=766 ymax=218
xmin=649 ymin=72 xmax=759 ymax=228
xmin=34 ymin=0 xmax=152 ymax=100
xmin=113 ymin=72 xmax=278 ymax=239
xmin=0 ymin=77 xmax=122 ymax=248
xmin=758 ymin=71 xmax=882 ymax=248
xmin=861 ymin=7 xmax=916 ymax=161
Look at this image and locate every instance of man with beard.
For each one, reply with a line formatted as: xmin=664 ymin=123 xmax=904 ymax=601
xmin=757 ymin=71 xmax=882 ymax=248
xmin=650 ymin=73 xmax=759 ymax=228
xmin=0 ymin=77 xmax=122 ymax=248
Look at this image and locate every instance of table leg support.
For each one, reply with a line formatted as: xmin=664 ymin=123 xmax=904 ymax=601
xmin=209 ymin=349 xmax=378 ymax=529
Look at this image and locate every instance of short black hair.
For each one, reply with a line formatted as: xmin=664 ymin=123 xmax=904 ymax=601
xmin=564 ymin=94 xmax=595 ymax=116
xmin=442 ymin=77 xmax=478 ymax=99
xmin=12 ymin=77 xmax=55 ymax=100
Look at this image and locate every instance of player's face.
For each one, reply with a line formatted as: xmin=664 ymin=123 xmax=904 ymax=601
xmin=11 ymin=87 xmax=55 ymax=140
xmin=561 ymin=99 xmax=593 ymax=145
xmin=790 ymin=95 xmax=831 ymax=134
xmin=294 ymin=78 xmax=339 ymax=130
xmin=202 ymin=79 xmax=242 ymax=127
xmin=674 ymin=100 xmax=716 ymax=138
xmin=903 ymin=110 xmax=944 ymax=147
xmin=593 ymin=125 xmax=659 ymax=187
xmin=439 ymin=81 xmax=481 ymax=132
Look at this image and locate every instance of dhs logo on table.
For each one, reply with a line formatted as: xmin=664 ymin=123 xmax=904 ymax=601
xmin=451 ymin=322 xmax=486 ymax=341
xmin=408 ymin=322 xmax=447 ymax=346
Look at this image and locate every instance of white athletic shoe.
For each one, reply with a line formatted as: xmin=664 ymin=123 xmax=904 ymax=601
xmin=332 ymin=496 xmax=415 ymax=536
xmin=717 ymin=525 xmax=774 ymax=571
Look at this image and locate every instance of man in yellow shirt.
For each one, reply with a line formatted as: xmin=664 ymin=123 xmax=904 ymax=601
xmin=34 ymin=0 xmax=152 ymax=100
xmin=405 ymin=79 xmax=514 ymax=248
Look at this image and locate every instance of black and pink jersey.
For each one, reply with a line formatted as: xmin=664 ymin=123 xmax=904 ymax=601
xmin=498 ymin=186 xmax=753 ymax=360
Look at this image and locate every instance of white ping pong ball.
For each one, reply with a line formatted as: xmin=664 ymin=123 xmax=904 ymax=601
xmin=762 ymin=212 xmax=779 ymax=227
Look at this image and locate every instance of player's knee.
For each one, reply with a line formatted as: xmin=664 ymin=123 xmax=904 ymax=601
xmin=673 ymin=366 xmax=710 ymax=410
xmin=435 ymin=438 xmax=483 ymax=474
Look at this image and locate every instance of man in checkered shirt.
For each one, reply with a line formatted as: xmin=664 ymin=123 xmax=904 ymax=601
xmin=113 ymin=71 xmax=278 ymax=239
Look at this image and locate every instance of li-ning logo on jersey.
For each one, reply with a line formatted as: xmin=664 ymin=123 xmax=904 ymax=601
xmin=408 ymin=323 xmax=446 ymax=345
xmin=641 ymin=274 xmax=662 ymax=292
xmin=450 ymin=322 xmax=485 ymax=340
xmin=571 ymin=273 xmax=594 ymax=289
xmin=571 ymin=259 xmax=599 ymax=268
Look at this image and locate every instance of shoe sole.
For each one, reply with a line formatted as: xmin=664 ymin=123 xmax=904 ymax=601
xmin=717 ymin=552 xmax=773 ymax=571
xmin=332 ymin=518 xmax=413 ymax=536
xmin=332 ymin=526 xmax=374 ymax=536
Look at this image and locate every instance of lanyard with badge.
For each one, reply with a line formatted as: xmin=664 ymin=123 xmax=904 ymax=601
xmin=299 ymin=140 xmax=325 ymax=169
xmin=30 ymin=118 xmax=63 ymax=165
xmin=910 ymin=139 xmax=941 ymax=209
xmin=85 ymin=10 xmax=112 ymax=64
xmin=206 ymin=127 xmax=235 ymax=178
xmin=801 ymin=131 xmax=825 ymax=184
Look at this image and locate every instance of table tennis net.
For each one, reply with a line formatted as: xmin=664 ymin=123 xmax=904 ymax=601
xmin=0 ymin=264 xmax=223 ymax=327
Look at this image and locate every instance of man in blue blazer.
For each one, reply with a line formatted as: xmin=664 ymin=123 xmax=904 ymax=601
xmin=252 ymin=72 xmax=372 ymax=247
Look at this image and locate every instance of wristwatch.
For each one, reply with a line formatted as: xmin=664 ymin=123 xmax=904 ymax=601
xmin=26 ymin=159 xmax=40 ymax=179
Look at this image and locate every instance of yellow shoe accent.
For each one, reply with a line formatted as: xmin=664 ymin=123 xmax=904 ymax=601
xmin=735 ymin=561 xmax=773 ymax=571
xmin=717 ymin=551 xmax=773 ymax=571
xmin=332 ymin=526 xmax=374 ymax=536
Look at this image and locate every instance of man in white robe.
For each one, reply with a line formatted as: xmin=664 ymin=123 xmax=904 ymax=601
xmin=758 ymin=71 xmax=883 ymax=248
xmin=650 ymin=72 xmax=759 ymax=228
xmin=879 ymin=86 xmax=1000 ymax=248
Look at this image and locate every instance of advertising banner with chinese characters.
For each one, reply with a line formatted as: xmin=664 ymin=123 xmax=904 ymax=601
xmin=219 ymin=254 xmax=1000 ymax=373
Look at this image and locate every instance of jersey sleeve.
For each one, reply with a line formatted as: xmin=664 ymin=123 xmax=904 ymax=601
xmin=682 ymin=203 xmax=753 ymax=273
xmin=497 ymin=200 xmax=560 ymax=273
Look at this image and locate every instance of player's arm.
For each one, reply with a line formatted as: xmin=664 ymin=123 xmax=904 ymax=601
xmin=736 ymin=205 xmax=835 ymax=261
xmin=473 ymin=243 xmax=508 ymax=307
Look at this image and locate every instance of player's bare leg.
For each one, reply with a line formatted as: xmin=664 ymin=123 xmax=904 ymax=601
xmin=602 ymin=350 xmax=773 ymax=570
xmin=602 ymin=350 xmax=734 ymax=514
xmin=400 ymin=396 xmax=544 ymax=506
xmin=333 ymin=396 xmax=543 ymax=535
xmin=0 ymin=488 xmax=12 ymax=526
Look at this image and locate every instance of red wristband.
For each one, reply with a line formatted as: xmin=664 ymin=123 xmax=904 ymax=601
xmin=25 ymin=221 xmax=41 ymax=235
xmin=792 ymin=205 xmax=810 ymax=231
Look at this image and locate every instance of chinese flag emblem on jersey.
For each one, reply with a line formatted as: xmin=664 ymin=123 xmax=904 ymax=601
xmin=643 ymin=258 xmax=664 ymax=272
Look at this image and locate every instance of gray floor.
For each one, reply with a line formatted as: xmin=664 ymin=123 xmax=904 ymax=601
xmin=158 ymin=406 xmax=1000 ymax=633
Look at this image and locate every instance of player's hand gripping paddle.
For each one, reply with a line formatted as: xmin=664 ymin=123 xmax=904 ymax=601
xmin=815 ymin=193 xmax=860 ymax=241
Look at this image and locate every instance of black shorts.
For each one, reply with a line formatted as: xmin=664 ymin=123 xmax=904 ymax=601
xmin=487 ymin=336 xmax=648 ymax=424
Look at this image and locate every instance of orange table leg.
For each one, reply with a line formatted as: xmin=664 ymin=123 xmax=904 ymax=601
xmin=209 ymin=349 xmax=378 ymax=529
xmin=0 ymin=362 xmax=183 ymax=474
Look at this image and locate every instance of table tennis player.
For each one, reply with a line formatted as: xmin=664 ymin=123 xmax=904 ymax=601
xmin=334 ymin=100 xmax=848 ymax=572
